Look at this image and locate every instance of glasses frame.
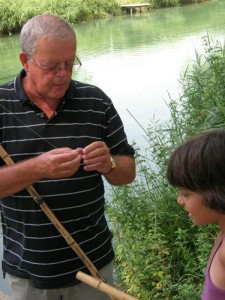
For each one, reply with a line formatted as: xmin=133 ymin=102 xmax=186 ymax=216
xmin=31 ymin=56 xmax=82 ymax=73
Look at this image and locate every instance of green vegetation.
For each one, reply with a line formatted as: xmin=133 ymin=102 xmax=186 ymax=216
xmin=118 ymin=0 xmax=209 ymax=7
xmin=0 ymin=0 xmax=211 ymax=35
xmin=150 ymin=0 xmax=208 ymax=8
xmin=107 ymin=35 xmax=225 ymax=299
xmin=0 ymin=0 xmax=221 ymax=298
xmin=0 ymin=0 xmax=121 ymax=35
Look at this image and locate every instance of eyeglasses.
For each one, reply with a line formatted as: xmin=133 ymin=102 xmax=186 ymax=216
xmin=31 ymin=56 xmax=82 ymax=73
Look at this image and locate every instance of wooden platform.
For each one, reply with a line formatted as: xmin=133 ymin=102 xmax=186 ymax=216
xmin=120 ymin=3 xmax=151 ymax=15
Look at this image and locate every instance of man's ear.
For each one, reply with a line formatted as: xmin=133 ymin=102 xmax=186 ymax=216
xmin=19 ymin=52 xmax=29 ymax=72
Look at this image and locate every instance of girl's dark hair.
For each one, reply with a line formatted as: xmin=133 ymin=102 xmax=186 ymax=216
xmin=166 ymin=129 xmax=225 ymax=213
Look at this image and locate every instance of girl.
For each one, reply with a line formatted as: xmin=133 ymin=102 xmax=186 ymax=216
xmin=166 ymin=129 xmax=225 ymax=300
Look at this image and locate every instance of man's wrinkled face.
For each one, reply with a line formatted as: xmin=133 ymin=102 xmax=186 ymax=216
xmin=25 ymin=36 xmax=76 ymax=101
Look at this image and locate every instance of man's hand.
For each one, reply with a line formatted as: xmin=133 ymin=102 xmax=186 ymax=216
xmin=81 ymin=142 xmax=112 ymax=174
xmin=37 ymin=148 xmax=83 ymax=178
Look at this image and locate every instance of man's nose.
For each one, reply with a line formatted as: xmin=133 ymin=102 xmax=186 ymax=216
xmin=55 ymin=67 xmax=68 ymax=75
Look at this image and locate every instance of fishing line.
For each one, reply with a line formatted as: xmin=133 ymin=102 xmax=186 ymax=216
xmin=0 ymin=102 xmax=57 ymax=149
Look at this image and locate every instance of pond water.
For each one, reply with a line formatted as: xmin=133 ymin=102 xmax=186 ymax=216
xmin=0 ymin=0 xmax=225 ymax=294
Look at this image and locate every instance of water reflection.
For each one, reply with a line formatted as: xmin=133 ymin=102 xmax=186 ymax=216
xmin=0 ymin=2 xmax=225 ymax=148
xmin=73 ymin=1 xmax=225 ymax=147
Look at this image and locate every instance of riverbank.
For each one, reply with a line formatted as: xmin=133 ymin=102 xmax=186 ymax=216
xmin=0 ymin=0 xmax=213 ymax=35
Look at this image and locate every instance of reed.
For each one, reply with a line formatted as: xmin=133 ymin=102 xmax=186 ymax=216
xmin=0 ymin=0 xmax=213 ymax=35
xmin=107 ymin=34 xmax=225 ymax=299
xmin=0 ymin=0 xmax=120 ymax=35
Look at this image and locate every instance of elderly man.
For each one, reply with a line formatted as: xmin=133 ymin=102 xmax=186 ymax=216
xmin=0 ymin=14 xmax=135 ymax=300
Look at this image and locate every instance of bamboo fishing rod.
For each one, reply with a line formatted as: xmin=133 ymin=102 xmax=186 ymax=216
xmin=0 ymin=145 xmax=137 ymax=300
xmin=76 ymin=271 xmax=136 ymax=300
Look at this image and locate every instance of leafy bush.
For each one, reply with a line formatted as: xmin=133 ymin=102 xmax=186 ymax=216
xmin=107 ymin=34 xmax=224 ymax=299
xmin=0 ymin=0 xmax=213 ymax=35
xmin=150 ymin=0 xmax=180 ymax=8
xmin=0 ymin=0 xmax=120 ymax=35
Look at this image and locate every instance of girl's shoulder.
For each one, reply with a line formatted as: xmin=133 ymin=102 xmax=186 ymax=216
xmin=218 ymin=234 xmax=225 ymax=267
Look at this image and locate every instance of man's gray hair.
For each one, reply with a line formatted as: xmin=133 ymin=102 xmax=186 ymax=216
xmin=20 ymin=14 xmax=76 ymax=58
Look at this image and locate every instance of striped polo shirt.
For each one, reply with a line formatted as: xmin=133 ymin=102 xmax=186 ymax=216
xmin=0 ymin=70 xmax=135 ymax=289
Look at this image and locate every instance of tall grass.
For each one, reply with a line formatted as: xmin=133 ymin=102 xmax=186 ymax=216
xmin=0 ymin=0 xmax=121 ymax=35
xmin=107 ymin=34 xmax=225 ymax=299
xmin=0 ymin=0 xmax=213 ymax=35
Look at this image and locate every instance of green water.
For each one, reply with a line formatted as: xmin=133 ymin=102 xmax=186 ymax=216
xmin=0 ymin=1 xmax=225 ymax=145
xmin=0 ymin=0 xmax=225 ymax=294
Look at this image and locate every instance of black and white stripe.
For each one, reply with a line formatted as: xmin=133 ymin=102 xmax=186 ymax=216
xmin=0 ymin=70 xmax=134 ymax=289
